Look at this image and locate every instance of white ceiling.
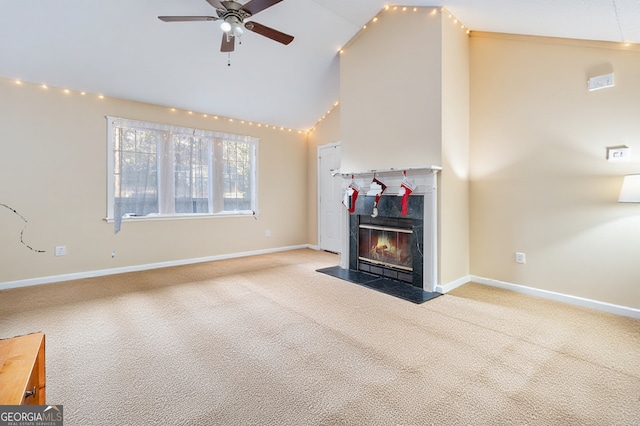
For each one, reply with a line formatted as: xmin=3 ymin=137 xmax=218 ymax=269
xmin=1 ymin=1 xmax=638 ymax=131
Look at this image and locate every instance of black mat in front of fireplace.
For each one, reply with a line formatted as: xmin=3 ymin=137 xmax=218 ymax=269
xmin=316 ymin=266 xmax=442 ymax=304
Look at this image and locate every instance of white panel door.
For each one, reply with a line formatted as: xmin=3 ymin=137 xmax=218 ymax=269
xmin=318 ymin=143 xmax=342 ymax=253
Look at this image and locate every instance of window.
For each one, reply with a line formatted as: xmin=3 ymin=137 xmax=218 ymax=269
xmin=107 ymin=117 xmax=258 ymax=232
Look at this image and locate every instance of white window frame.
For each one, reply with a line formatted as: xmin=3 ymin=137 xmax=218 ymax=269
xmin=106 ymin=116 xmax=258 ymax=223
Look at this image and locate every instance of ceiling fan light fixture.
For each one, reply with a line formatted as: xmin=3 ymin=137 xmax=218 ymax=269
xmin=220 ymin=21 xmax=232 ymax=33
xmin=232 ymin=22 xmax=244 ymax=37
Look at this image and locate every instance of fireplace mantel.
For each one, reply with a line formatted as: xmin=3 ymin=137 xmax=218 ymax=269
xmin=337 ymin=166 xmax=441 ymax=292
xmin=334 ymin=166 xmax=441 ymax=195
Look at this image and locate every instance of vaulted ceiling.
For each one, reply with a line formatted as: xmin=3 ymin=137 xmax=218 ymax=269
xmin=1 ymin=1 xmax=638 ymax=131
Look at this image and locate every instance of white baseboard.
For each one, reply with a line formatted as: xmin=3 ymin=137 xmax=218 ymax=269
xmin=0 ymin=245 xmax=309 ymax=291
xmin=436 ymin=275 xmax=471 ymax=293
xmin=471 ymin=275 xmax=640 ymax=319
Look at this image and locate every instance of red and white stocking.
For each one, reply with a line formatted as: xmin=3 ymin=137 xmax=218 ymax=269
xmin=368 ymin=177 xmax=387 ymax=217
xmin=398 ymin=174 xmax=415 ymax=216
xmin=342 ymin=179 xmax=361 ymax=213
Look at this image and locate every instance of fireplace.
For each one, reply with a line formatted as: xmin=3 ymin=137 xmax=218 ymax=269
xmin=338 ymin=167 xmax=440 ymax=292
xmin=348 ymin=195 xmax=425 ymax=288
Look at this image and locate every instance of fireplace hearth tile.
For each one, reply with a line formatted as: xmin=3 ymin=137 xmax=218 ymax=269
xmin=316 ymin=266 xmax=379 ymax=284
xmin=316 ymin=266 xmax=442 ymax=304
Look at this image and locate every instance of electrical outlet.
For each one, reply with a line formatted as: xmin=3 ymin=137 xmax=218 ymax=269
xmin=515 ymin=252 xmax=526 ymax=264
xmin=587 ymin=73 xmax=614 ymax=91
xmin=55 ymin=246 xmax=66 ymax=257
xmin=265 ymin=230 xmax=271 ymax=237
xmin=111 ymin=250 xmax=116 ymax=258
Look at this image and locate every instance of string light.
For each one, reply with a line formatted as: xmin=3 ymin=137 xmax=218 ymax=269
xmin=312 ymin=5 xmax=470 ymax=133
xmin=8 ymin=78 xmax=309 ymax=134
xmin=233 ymin=7 xmax=479 ymax=134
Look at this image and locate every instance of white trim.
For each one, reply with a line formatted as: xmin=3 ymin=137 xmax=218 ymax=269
xmin=425 ymin=174 xmax=439 ymax=292
xmin=106 ymin=117 xmax=116 ymax=219
xmin=0 ymin=245 xmax=308 ymax=291
xmin=471 ymin=275 xmax=640 ymax=319
xmin=334 ymin=165 xmax=442 ymax=178
xmin=436 ymin=275 xmax=471 ymax=293
xmin=103 ymin=210 xmax=258 ymax=223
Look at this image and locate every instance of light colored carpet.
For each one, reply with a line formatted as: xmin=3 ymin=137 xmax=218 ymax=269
xmin=1 ymin=249 xmax=639 ymax=425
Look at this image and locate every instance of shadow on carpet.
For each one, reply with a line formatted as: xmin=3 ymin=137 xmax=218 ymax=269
xmin=317 ymin=266 xmax=442 ymax=304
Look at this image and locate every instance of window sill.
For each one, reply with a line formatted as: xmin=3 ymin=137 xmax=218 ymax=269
xmin=104 ymin=211 xmax=258 ymax=223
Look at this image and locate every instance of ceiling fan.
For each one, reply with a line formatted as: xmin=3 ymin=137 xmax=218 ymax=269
xmin=158 ymin=0 xmax=294 ymax=53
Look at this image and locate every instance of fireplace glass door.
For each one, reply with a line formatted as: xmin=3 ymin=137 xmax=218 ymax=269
xmin=358 ymin=224 xmax=413 ymax=273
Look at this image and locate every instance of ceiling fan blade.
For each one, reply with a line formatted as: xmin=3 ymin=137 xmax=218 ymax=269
xmin=241 ymin=0 xmax=283 ymax=16
xmin=205 ymin=0 xmax=225 ymax=10
xmin=221 ymin=34 xmax=235 ymax=52
xmin=245 ymin=21 xmax=293 ymax=45
xmin=158 ymin=16 xmax=218 ymax=22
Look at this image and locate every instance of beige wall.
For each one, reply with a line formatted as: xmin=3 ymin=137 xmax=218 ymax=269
xmin=339 ymin=7 xmax=443 ymax=172
xmin=470 ymin=33 xmax=640 ymax=308
xmin=0 ymin=78 xmax=308 ymax=283
xmin=439 ymin=12 xmax=470 ymax=284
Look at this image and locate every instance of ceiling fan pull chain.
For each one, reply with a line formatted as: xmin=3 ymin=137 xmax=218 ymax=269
xmin=228 ymin=52 xmax=231 ymax=66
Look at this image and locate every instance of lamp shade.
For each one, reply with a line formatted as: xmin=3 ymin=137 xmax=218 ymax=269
xmin=618 ymin=174 xmax=640 ymax=203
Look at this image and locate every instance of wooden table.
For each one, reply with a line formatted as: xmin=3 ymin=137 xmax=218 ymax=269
xmin=0 ymin=332 xmax=46 ymax=405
